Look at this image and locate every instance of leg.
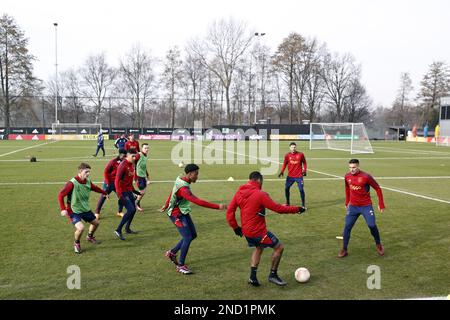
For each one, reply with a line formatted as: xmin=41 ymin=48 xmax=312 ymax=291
xmin=284 ymin=177 xmax=295 ymax=205
xmin=74 ymin=222 xmax=84 ymax=241
xmin=116 ymin=193 xmax=136 ymax=234
xmin=93 ymin=145 xmax=100 ymax=157
xmin=101 ymin=146 xmax=105 ymax=156
xmin=248 ymin=246 xmax=263 ymax=286
xmin=342 ymin=207 xmax=360 ymax=251
xmin=270 ymin=243 xmax=284 ymax=272
xmin=296 ymin=178 xmax=306 ymax=207
xmin=361 ymin=206 xmax=381 ymax=245
xmin=88 ymin=218 xmax=99 ymax=235
xmin=136 ymin=178 xmax=147 ymax=211
xmin=177 ymin=215 xmax=196 ymax=266
xmin=95 ymin=183 xmax=111 ymax=217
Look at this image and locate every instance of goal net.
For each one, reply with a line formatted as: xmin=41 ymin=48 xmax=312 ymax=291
xmin=310 ymin=123 xmax=374 ymax=154
xmin=51 ymin=123 xmax=103 ymax=140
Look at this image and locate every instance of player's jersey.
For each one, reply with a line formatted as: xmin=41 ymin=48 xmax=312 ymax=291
xmin=115 ymin=160 xmax=135 ymax=198
xmin=115 ymin=137 xmax=128 ymax=149
xmin=344 ymin=170 xmax=385 ymax=209
xmin=104 ymin=157 xmax=122 ymax=184
xmin=281 ymin=151 xmax=307 ymax=178
xmin=125 ymin=140 xmax=140 ymax=152
xmin=97 ymin=134 xmax=104 ymax=146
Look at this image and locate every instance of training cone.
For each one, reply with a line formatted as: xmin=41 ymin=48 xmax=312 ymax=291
xmin=227 ymin=177 xmax=234 ymax=182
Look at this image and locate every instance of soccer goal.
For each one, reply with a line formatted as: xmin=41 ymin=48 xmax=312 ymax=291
xmin=51 ymin=122 xmax=102 ymax=140
xmin=436 ymin=136 xmax=450 ymax=147
xmin=309 ymin=123 xmax=374 ymax=154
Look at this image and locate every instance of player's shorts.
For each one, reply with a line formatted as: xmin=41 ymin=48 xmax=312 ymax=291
xmin=136 ymin=177 xmax=147 ymax=190
xmin=245 ymin=231 xmax=280 ymax=248
xmin=285 ymin=176 xmax=304 ymax=190
xmin=70 ymin=211 xmax=96 ymax=225
xmin=102 ymin=182 xmax=116 ymax=194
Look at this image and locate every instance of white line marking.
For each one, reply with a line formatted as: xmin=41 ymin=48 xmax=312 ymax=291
xmin=0 ymin=141 xmax=57 ymax=158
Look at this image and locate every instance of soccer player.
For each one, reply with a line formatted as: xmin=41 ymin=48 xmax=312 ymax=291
xmin=58 ymin=162 xmax=108 ymax=254
xmin=125 ymin=134 xmax=140 ymax=152
xmin=278 ymin=142 xmax=307 ymax=207
xmin=93 ymin=131 xmax=105 ymax=157
xmin=94 ymin=149 xmax=127 ymax=220
xmin=135 ymin=143 xmax=150 ymax=212
xmin=114 ymin=149 xmax=141 ymax=240
xmin=114 ymin=134 xmax=128 ymax=150
xmin=338 ymin=159 xmax=386 ymax=258
xmin=159 ymin=164 xmax=227 ymax=275
xmin=227 ymin=171 xmax=306 ymax=286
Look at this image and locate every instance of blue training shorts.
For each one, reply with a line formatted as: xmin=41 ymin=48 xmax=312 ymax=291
xmin=245 ymin=231 xmax=280 ymax=248
xmin=70 ymin=211 xmax=96 ymax=225
xmin=137 ymin=177 xmax=147 ymax=190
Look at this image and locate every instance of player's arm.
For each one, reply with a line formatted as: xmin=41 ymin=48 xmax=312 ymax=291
xmin=115 ymin=164 xmax=126 ymax=198
xmin=114 ymin=138 xmax=119 ymax=149
xmin=177 ymin=187 xmax=224 ymax=210
xmin=91 ymin=182 xmax=108 ymax=196
xmin=58 ymin=181 xmax=74 ymax=216
xmin=301 ymin=154 xmax=307 ymax=175
xmin=226 ymin=194 xmax=242 ymax=236
xmin=104 ymin=161 xmax=113 ymax=184
xmin=345 ymin=179 xmax=350 ymax=208
xmin=260 ymin=192 xmax=304 ymax=214
xmin=279 ymin=154 xmax=288 ymax=177
xmin=368 ymin=175 xmax=385 ymax=211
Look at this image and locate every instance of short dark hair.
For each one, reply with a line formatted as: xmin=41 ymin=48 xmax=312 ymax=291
xmin=127 ymin=149 xmax=137 ymax=155
xmin=142 ymin=143 xmax=149 ymax=147
xmin=185 ymin=163 xmax=199 ymax=174
xmin=289 ymin=142 xmax=297 ymax=146
xmin=349 ymin=159 xmax=359 ymax=164
xmin=78 ymin=162 xmax=91 ymax=170
xmin=249 ymin=171 xmax=263 ymax=181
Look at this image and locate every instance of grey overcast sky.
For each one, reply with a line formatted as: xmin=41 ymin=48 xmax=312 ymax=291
xmin=2 ymin=0 xmax=450 ymax=107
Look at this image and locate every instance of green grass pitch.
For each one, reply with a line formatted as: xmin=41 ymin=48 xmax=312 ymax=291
xmin=0 ymin=140 xmax=449 ymax=299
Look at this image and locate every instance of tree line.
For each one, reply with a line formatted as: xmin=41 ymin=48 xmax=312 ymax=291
xmin=1 ymin=14 xmax=449 ymax=132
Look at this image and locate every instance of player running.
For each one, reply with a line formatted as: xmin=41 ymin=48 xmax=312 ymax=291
xmin=159 ymin=164 xmax=227 ymax=275
xmin=114 ymin=149 xmax=141 ymax=240
xmin=278 ymin=142 xmax=307 ymax=207
xmin=93 ymin=131 xmax=105 ymax=157
xmin=94 ymin=149 xmax=127 ymax=220
xmin=338 ymin=159 xmax=386 ymax=258
xmin=227 ymin=171 xmax=306 ymax=287
xmin=134 ymin=143 xmax=150 ymax=212
xmin=58 ymin=163 xmax=108 ymax=254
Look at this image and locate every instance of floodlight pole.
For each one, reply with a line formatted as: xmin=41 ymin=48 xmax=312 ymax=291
xmin=54 ymin=22 xmax=59 ymax=124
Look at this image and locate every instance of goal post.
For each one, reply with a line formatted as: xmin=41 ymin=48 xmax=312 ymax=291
xmin=310 ymin=123 xmax=374 ymax=154
xmin=50 ymin=123 xmax=103 ymax=140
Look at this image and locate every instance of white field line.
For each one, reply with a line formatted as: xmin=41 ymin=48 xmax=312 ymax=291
xmin=375 ymin=146 xmax=450 ymax=155
xmin=0 ymin=141 xmax=57 ymax=158
xmin=194 ymin=142 xmax=450 ymax=205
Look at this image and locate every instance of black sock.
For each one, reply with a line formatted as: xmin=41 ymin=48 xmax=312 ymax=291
xmin=88 ymin=233 xmax=93 ymax=238
xmin=270 ymin=269 xmax=278 ymax=277
xmin=75 ymin=240 xmax=80 ymax=244
xmin=250 ymin=266 xmax=258 ymax=280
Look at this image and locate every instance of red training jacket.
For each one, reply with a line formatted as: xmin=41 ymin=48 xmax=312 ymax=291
xmin=125 ymin=140 xmax=140 ymax=152
xmin=344 ymin=170 xmax=385 ymax=209
xmin=115 ymin=160 xmax=135 ymax=198
xmin=280 ymin=151 xmax=307 ymax=178
xmin=104 ymin=157 xmax=122 ymax=185
xmin=226 ymin=180 xmax=301 ymax=238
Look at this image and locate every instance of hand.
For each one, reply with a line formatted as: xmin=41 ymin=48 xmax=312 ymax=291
xmin=105 ymin=194 xmax=110 ymax=200
xmin=378 ymin=205 xmax=384 ymax=213
xmin=234 ymin=227 xmax=243 ymax=237
xmin=278 ymin=172 xmax=284 ymax=178
xmin=158 ymin=205 xmax=166 ymax=213
xmin=61 ymin=210 xmax=68 ymax=217
xmin=297 ymin=206 xmax=306 ymax=214
xmin=302 ymin=171 xmax=307 ymax=177
xmin=219 ymin=204 xmax=227 ymax=210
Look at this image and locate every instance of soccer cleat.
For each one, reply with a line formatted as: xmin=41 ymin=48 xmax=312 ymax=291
xmin=74 ymin=242 xmax=82 ymax=254
xmin=268 ymin=274 xmax=287 ymax=286
xmin=338 ymin=249 xmax=348 ymax=258
xmin=176 ymin=265 xmax=193 ymax=275
xmin=86 ymin=235 xmax=99 ymax=244
xmin=165 ymin=250 xmax=179 ymax=266
xmin=125 ymin=229 xmax=138 ymax=234
xmin=116 ymin=212 xmax=124 ymax=218
xmin=248 ymin=278 xmax=261 ymax=287
xmin=114 ymin=230 xmax=125 ymax=240
xmin=376 ymin=244 xmax=385 ymax=256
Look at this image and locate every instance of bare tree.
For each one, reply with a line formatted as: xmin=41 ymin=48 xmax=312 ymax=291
xmin=161 ymin=47 xmax=183 ymax=128
xmin=119 ymin=44 xmax=155 ymax=129
xmin=390 ymin=72 xmax=414 ymax=126
xmin=344 ymin=79 xmax=372 ymax=122
xmin=183 ymin=52 xmax=206 ymax=126
xmin=188 ymin=17 xmax=253 ymax=124
xmin=80 ymin=52 xmax=115 ymax=123
xmin=321 ymin=52 xmax=360 ymax=122
xmin=418 ymin=61 xmax=450 ymax=127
